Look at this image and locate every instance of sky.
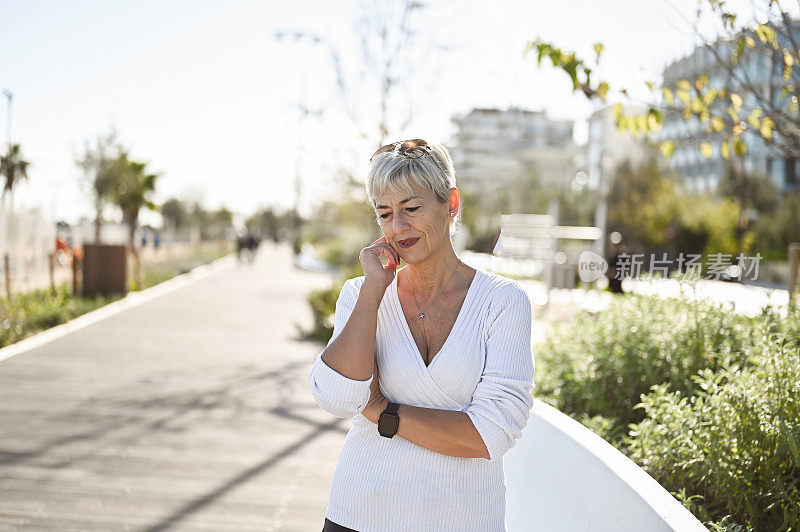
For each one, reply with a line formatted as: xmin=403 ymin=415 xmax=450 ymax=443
xmin=0 ymin=0 xmax=780 ymax=227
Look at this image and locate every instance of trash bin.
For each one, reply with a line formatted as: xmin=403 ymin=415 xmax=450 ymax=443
xmin=82 ymin=244 xmax=128 ymax=297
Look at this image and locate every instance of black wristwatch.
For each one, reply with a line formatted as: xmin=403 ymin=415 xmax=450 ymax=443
xmin=378 ymin=402 xmax=400 ymax=438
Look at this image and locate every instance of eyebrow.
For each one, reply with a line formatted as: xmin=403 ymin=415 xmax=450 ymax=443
xmin=375 ymin=195 xmax=423 ymax=209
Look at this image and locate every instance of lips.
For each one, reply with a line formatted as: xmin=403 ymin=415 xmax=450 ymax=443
xmin=397 ymin=237 xmax=420 ymax=248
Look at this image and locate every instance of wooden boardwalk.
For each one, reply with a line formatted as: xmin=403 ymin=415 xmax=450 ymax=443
xmin=0 ymin=243 xmax=347 ymax=531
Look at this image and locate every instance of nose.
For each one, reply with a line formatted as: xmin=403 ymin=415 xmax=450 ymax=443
xmin=392 ymin=211 xmax=409 ymax=233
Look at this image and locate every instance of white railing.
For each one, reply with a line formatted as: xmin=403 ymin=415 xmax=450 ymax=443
xmin=504 ymin=399 xmax=707 ymax=531
xmin=498 ymin=213 xmax=602 ymax=289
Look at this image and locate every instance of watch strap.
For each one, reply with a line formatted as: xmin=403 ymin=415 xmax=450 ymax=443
xmin=378 ymin=401 xmax=400 ymax=438
xmin=383 ymin=401 xmax=400 ymax=415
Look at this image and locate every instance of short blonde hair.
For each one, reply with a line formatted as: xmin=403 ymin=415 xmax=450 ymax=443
xmin=365 ymin=141 xmax=462 ymax=237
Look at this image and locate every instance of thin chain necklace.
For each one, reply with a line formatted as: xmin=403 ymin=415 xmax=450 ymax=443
xmin=405 ymin=259 xmax=464 ymax=319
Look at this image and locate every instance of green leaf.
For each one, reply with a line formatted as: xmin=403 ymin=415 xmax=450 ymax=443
xmin=702 ymin=88 xmax=718 ymax=107
xmin=721 ymin=139 xmax=730 ymax=160
xmin=734 ymin=37 xmax=745 ymax=62
xmin=594 ymin=43 xmax=604 ymax=63
xmin=645 ymin=81 xmax=654 ymax=93
xmin=596 ymin=81 xmax=609 ymax=102
xmin=677 ymin=79 xmax=691 ymax=91
xmin=730 ymin=92 xmax=743 ymax=109
xmin=755 ymin=24 xmax=778 ymax=49
xmin=760 ymin=117 xmax=774 ymax=140
xmin=662 ymin=87 xmax=674 ymax=106
xmin=659 ymin=140 xmax=675 ymax=160
xmin=695 ymin=73 xmax=708 ymax=90
xmin=647 ymin=108 xmax=663 ymax=132
xmin=747 ymin=108 xmax=763 ymax=129
xmin=550 ymin=50 xmax=562 ymax=67
xmin=783 ymin=418 xmax=800 ymax=468
xmin=733 ymin=137 xmax=747 ymax=156
xmin=711 ymin=116 xmax=725 ymax=132
xmin=700 ymin=142 xmax=713 ymax=158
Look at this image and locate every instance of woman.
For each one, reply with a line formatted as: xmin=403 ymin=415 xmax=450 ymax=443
xmin=309 ymin=139 xmax=535 ymax=531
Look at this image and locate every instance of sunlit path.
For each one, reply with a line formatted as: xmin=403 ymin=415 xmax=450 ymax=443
xmin=0 ymin=242 xmax=343 ymax=531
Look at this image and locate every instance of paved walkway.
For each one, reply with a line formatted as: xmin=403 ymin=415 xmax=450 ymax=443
xmin=0 ymin=242 xmax=344 ymax=531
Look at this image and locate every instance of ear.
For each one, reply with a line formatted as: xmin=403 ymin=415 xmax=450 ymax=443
xmin=448 ymin=187 xmax=459 ymax=214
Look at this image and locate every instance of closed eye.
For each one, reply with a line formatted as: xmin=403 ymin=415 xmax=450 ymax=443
xmin=379 ymin=206 xmax=420 ymax=219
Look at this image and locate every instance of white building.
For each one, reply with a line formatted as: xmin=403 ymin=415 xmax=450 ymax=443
xmin=586 ymin=103 xmax=654 ymax=253
xmin=451 ymin=107 xmax=581 ymax=230
xmin=658 ymin=22 xmax=800 ymax=192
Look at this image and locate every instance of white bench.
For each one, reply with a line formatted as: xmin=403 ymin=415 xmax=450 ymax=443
xmin=504 ymin=399 xmax=707 ymax=531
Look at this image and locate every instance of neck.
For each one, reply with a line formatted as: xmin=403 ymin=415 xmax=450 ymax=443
xmin=402 ymin=246 xmax=462 ymax=298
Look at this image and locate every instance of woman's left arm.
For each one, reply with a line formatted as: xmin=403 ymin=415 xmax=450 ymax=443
xmin=362 ymin=283 xmax=535 ymax=460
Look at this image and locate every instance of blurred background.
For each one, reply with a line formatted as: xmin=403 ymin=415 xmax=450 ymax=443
xmin=1 ymin=1 xmax=799 ymax=530
xmin=2 ymin=0 xmax=799 ymax=308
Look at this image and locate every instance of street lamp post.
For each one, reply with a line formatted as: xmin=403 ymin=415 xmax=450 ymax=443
xmin=0 ymin=89 xmax=12 ymax=287
xmin=2 ymin=89 xmax=12 ymax=147
xmin=273 ymin=31 xmax=330 ymax=260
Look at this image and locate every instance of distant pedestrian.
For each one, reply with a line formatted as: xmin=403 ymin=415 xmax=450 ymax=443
xmin=606 ymin=241 xmax=624 ymax=294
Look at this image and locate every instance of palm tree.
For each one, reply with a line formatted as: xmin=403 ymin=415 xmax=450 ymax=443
xmin=0 ymin=144 xmax=31 ymax=289
xmin=75 ymin=128 xmax=119 ymax=243
xmin=108 ymin=151 xmax=160 ymax=289
xmin=0 ymin=143 xmax=30 ymax=205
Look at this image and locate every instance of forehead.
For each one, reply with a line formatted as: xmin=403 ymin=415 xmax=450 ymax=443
xmin=374 ymin=180 xmax=432 ymax=208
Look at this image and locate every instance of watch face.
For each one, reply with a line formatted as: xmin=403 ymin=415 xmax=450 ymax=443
xmin=378 ymin=413 xmax=399 ymax=437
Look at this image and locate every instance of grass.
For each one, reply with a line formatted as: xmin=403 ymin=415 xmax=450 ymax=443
xmin=0 ymin=284 xmax=121 ymax=348
xmin=0 ymin=243 xmax=233 ymax=349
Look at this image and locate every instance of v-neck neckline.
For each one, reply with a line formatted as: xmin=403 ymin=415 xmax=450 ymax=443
xmin=393 ymin=266 xmax=483 ymax=371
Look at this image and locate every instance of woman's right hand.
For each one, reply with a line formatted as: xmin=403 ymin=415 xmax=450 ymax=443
xmin=360 ymin=235 xmax=400 ymax=290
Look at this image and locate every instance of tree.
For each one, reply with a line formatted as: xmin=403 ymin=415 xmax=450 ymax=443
xmin=716 ymin=159 xmax=780 ymax=253
xmin=245 ymin=206 xmax=291 ymax=242
xmin=277 ymin=0 xmax=435 ymax=149
xmin=108 ymin=151 xmax=160 ymax=288
xmin=0 ymin=143 xmax=31 ymax=276
xmin=0 ymin=143 xmax=30 ymax=205
xmin=525 ymin=1 xmax=800 ymax=164
xmin=718 ymin=159 xmax=780 ymax=215
xmin=75 ymin=127 xmax=120 ymax=243
xmin=206 ymin=206 xmax=233 ymax=240
xmin=276 ymin=0 xmax=442 ymax=260
xmin=606 ymin=157 xmax=684 ymax=251
xmin=160 ymin=197 xmax=189 ymax=232
xmin=753 ymin=189 xmax=800 ymax=254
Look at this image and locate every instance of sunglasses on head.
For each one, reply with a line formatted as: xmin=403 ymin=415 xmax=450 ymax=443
xmin=370 ymin=139 xmax=432 ymax=162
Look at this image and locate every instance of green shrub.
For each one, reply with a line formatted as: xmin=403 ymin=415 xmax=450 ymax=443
xmin=0 ymin=284 xmax=119 ymax=348
xmin=535 ymin=292 xmax=758 ymax=436
xmin=627 ymin=326 xmax=800 ymax=531
xmin=305 ymin=259 xmax=366 ymax=343
xmin=534 ymin=285 xmax=800 ymax=530
xmin=306 ymin=281 xmax=345 ymax=343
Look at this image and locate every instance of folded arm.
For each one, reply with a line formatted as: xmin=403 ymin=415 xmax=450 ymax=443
xmin=363 ymin=283 xmax=536 ymax=461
